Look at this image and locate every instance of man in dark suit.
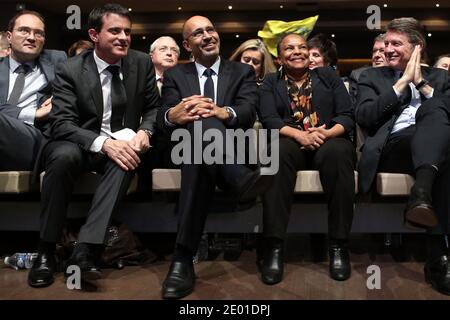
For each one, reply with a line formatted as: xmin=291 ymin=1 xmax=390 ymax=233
xmin=0 ymin=11 xmax=66 ymax=171
xmin=28 ymin=3 xmax=160 ymax=288
xmin=348 ymin=33 xmax=387 ymax=102
xmin=356 ymin=17 xmax=450 ymax=295
xmin=157 ymin=15 xmax=268 ymax=299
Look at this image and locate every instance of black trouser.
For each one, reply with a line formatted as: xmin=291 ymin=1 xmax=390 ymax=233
xmin=379 ymin=109 xmax=450 ymax=234
xmin=262 ymin=136 xmax=356 ymax=240
xmin=40 ymin=141 xmax=135 ymax=244
xmin=175 ymin=117 xmax=255 ymax=253
xmin=0 ymin=113 xmax=43 ymax=170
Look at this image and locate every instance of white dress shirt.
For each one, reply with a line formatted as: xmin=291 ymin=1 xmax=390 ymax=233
xmin=391 ymin=70 xmax=434 ymax=134
xmin=8 ymin=56 xmax=47 ymax=125
xmin=89 ymin=51 xmax=123 ymax=153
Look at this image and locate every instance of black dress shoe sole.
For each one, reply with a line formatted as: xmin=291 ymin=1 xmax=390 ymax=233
xmin=162 ymin=285 xmax=194 ymax=299
xmin=403 ymin=219 xmax=427 ymax=231
xmin=28 ymin=277 xmax=54 ymax=288
xmin=425 ymin=271 xmax=450 ymax=296
xmin=330 ymin=271 xmax=351 ymax=281
xmin=81 ymin=270 xmax=102 ymax=281
xmin=405 ymin=204 xmax=438 ymax=228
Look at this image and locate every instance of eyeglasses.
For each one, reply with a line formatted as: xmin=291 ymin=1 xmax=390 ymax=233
xmin=14 ymin=27 xmax=45 ymax=39
xmin=186 ymin=26 xmax=216 ymax=39
xmin=157 ymin=46 xmax=180 ymax=56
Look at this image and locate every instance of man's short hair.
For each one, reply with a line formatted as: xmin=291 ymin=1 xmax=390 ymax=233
xmin=0 ymin=31 xmax=9 ymax=50
xmin=386 ymin=18 xmax=426 ymax=50
xmin=88 ymin=3 xmax=131 ymax=32
xmin=7 ymin=10 xmax=45 ymax=32
xmin=149 ymin=36 xmax=180 ymax=55
xmin=434 ymin=53 xmax=450 ymax=67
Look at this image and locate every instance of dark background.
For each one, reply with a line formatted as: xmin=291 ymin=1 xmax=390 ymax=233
xmin=1 ymin=0 xmax=449 ymax=76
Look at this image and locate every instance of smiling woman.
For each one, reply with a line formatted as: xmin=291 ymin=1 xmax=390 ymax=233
xmin=257 ymin=32 xmax=356 ymax=285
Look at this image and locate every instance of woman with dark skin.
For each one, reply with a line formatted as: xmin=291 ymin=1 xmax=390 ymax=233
xmin=257 ymin=33 xmax=356 ymax=284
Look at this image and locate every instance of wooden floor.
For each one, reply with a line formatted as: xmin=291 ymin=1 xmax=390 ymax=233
xmin=1 ymin=234 xmax=450 ymax=300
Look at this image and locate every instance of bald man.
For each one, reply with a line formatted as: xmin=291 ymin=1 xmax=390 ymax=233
xmin=156 ymin=15 xmax=269 ymax=299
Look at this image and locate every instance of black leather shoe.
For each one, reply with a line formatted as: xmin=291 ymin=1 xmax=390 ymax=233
xmin=28 ymin=252 xmax=56 ymax=288
xmin=425 ymin=255 xmax=450 ymax=296
xmin=329 ymin=245 xmax=351 ymax=281
xmin=162 ymin=260 xmax=195 ymax=299
xmin=404 ymin=186 xmax=438 ymax=228
xmin=238 ymin=168 xmax=273 ymax=203
xmin=258 ymin=245 xmax=284 ymax=285
xmin=64 ymin=243 xmax=102 ymax=281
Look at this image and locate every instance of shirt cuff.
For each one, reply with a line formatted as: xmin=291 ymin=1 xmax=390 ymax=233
xmin=225 ymin=107 xmax=238 ymax=126
xmin=164 ymin=108 xmax=177 ymax=127
xmin=393 ymin=86 xmax=402 ymax=98
xmin=89 ymin=136 xmax=108 ymax=153
xmin=18 ymin=107 xmax=36 ymax=125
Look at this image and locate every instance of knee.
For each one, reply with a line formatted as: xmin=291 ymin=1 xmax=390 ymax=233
xmin=416 ymin=98 xmax=449 ymax=120
xmin=45 ymin=142 xmax=83 ymax=171
xmin=318 ymin=139 xmax=355 ymax=165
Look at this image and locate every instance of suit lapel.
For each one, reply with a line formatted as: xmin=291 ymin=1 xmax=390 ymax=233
xmin=217 ymin=60 xmax=230 ymax=106
xmin=0 ymin=58 xmax=10 ymax=104
xmin=83 ymin=53 xmax=104 ymax=124
xmin=184 ymin=63 xmax=201 ymax=96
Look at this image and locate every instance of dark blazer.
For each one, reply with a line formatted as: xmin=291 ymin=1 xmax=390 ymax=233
xmin=355 ymin=66 xmax=450 ymax=193
xmin=258 ymin=67 xmax=354 ymax=136
xmin=156 ymin=58 xmax=257 ymax=131
xmin=48 ymin=49 xmax=160 ymax=151
xmin=0 ymin=49 xmax=67 ymax=130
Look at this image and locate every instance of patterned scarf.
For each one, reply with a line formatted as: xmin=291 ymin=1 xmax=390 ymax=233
xmin=285 ymin=71 xmax=319 ymax=130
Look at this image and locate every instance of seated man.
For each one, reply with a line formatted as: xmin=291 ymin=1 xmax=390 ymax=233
xmin=0 ymin=11 xmax=66 ymax=171
xmin=356 ymin=17 xmax=450 ymax=295
xmin=157 ymin=15 xmax=270 ymax=299
xmin=149 ymin=35 xmax=180 ymax=95
xmin=28 ymin=3 xmax=160 ymax=288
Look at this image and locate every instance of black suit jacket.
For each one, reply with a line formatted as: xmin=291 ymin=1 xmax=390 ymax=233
xmin=0 ymin=49 xmax=67 ymax=131
xmin=355 ymin=66 xmax=450 ymax=193
xmin=157 ymin=58 xmax=257 ymax=131
xmin=48 ymin=49 xmax=160 ymax=151
xmin=258 ymin=67 xmax=354 ymax=136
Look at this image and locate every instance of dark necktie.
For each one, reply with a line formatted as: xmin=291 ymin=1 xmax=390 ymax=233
xmin=7 ymin=64 xmax=30 ymax=106
xmin=106 ymin=65 xmax=127 ymax=132
xmin=203 ymin=68 xmax=215 ymax=101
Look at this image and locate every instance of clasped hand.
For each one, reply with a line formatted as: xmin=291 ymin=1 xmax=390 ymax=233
xmin=167 ymin=95 xmax=229 ymax=125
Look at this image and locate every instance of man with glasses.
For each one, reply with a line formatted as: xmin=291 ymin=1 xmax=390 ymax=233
xmin=0 ymin=11 xmax=66 ymax=171
xmin=157 ymin=15 xmax=270 ymax=299
xmin=149 ymin=36 xmax=180 ymax=95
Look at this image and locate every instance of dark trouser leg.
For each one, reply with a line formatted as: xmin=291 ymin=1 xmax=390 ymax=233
xmin=0 ymin=113 xmax=42 ymax=170
xmin=40 ymin=141 xmax=84 ymax=242
xmin=262 ymin=137 xmax=308 ymax=240
xmin=175 ymin=118 xmax=223 ymax=254
xmin=78 ymin=159 xmax=135 ymax=244
xmin=313 ymin=138 xmax=356 ymax=239
xmin=412 ymin=97 xmax=450 ymax=170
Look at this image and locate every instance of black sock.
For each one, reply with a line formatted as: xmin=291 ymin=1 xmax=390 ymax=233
xmin=414 ymin=165 xmax=438 ymax=195
xmin=329 ymin=238 xmax=348 ymax=247
xmin=263 ymin=237 xmax=283 ymax=248
xmin=38 ymin=240 xmax=56 ymax=254
xmin=427 ymin=235 xmax=448 ymax=261
xmin=173 ymin=245 xmax=194 ymax=263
